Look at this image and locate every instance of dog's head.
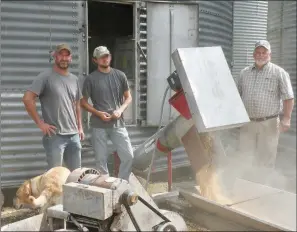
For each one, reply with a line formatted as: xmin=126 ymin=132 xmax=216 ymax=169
xmin=13 ymin=180 xmax=35 ymax=209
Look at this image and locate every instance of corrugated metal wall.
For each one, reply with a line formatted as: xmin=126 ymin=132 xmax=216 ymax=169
xmin=267 ymin=1 xmax=296 ymax=134
xmin=232 ymin=1 xmax=268 ymax=80
xmin=0 ymin=1 xmax=86 ymax=187
xmin=281 ymin=1 xmax=296 ymax=134
xmin=198 ymin=1 xmax=233 ymax=66
xmin=266 ymin=1 xmax=283 ymax=65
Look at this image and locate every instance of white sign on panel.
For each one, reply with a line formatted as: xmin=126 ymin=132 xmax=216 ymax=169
xmin=172 ymin=46 xmax=250 ymax=132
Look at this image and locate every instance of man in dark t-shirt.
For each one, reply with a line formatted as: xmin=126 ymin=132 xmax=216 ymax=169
xmin=81 ymin=46 xmax=133 ymax=181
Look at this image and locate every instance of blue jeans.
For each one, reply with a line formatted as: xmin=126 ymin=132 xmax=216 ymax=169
xmin=91 ymin=127 xmax=134 ymax=181
xmin=42 ymin=133 xmax=82 ymax=171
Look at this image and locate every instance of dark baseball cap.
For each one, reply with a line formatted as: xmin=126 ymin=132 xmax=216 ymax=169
xmin=55 ymin=43 xmax=72 ymax=54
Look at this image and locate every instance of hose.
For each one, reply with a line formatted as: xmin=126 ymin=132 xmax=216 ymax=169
xmin=145 ymin=85 xmax=171 ymax=190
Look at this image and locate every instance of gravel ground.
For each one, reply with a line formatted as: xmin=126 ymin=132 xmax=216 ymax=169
xmin=1 ymin=207 xmax=39 ymax=227
xmin=186 ymin=220 xmax=208 ymax=231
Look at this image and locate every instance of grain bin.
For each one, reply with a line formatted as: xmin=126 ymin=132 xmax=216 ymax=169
xmin=232 ymin=1 xmax=268 ymax=79
xmin=198 ymin=1 xmax=233 ymax=67
xmin=267 ymin=1 xmax=296 ymax=134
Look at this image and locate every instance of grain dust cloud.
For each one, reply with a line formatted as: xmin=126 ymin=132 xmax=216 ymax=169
xmin=191 ymin=128 xmax=294 ymax=206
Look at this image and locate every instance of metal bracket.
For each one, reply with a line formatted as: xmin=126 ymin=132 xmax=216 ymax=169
xmin=137 ymin=42 xmax=147 ymax=61
xmin=69 ymin=215 xmax=89 ymax=232
xmin=49 ymin=50 xmax=53 ymax=63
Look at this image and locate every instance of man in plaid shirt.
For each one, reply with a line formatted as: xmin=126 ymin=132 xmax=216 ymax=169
xmin=236 ymin=40 xmax=294 ymax=168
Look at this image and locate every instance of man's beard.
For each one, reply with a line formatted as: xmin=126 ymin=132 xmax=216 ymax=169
xmin=99 ymin=64 xmax=110 ymax=69
xmin=57 ymin=62 xmax=69 ymax=69
xmin=255 ymin=58 xmax=269 ymax=66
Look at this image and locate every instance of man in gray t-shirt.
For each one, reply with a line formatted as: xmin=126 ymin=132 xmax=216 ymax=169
xmin=23 ymin=43 xmax=84 ymax=171
xmin=81 ymin=46 xmax=133 ymax=181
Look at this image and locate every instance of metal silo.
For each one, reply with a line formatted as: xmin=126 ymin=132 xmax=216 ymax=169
xmin=232 ymin=1 xmax=268 ymax=79
xmin=198 ymin=1 xmax=234 ymax=66
xmin=268 ymin=1 xmax=297 ymax=134
xmin=0 ymin=1 xmax=86 ymax=188
xmin=267 ymin=1 xmax=283 ymax=65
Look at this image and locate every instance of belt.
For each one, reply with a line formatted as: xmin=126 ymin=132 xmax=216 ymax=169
xmin=250 ymin=115 xmax=279 ymax=122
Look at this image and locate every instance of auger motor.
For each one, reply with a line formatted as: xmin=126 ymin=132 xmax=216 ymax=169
xmin=46 ymin=168 xmax=187 ymax=232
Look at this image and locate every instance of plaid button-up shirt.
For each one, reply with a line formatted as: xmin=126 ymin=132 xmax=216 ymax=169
xmin=236 ymin=62 xmax=294 ymax=119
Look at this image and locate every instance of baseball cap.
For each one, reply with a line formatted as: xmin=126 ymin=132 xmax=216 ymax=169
xmin=55 ymin=43 xmax=72 ymax=54
xmin=254 ymin=40 xmax=271 ymax=51
xmin=93 ymin=46 xmax=110 ymax=58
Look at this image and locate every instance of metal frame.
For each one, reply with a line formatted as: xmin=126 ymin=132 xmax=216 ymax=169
xmin=96 ymin=0 xmax=199 ymax=4
xmin=80 ymin=1 xmax=90 ymax=131
xmin=92 ymin=0 xmax=134 ymax=4
xmin=133 ymin=2 xmax=139 ymax=125
xmin=136 ymin=0 xmax=199 ymax=4
xmin=83 ymin=0 xmax=140 ymax=126
xmin=0 ymin=0 xmax=2 ymax=226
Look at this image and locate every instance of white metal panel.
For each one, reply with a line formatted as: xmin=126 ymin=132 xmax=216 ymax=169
xmin=172 ymin=47 xmax=250 ymax=132
xmin=0 ymin=1 xmax=86 ymax=188
xmin=146 ymin=2 xmax=199 ymax=126
xmin=232 ymin=1 xmax=268 ymax=80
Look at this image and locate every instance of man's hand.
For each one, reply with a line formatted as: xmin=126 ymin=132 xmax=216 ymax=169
xmin=280 ymin=117 xmax=291 ymax=132
xmin=37 ymin=121 xmax=57 ymax=136
xmin=95 ymin=111 xmax=112 ymax=122
xmin=112 ymin=109 xmax=123 ymax=119
xmin=78 ymin=127 xmax=85 ymax=141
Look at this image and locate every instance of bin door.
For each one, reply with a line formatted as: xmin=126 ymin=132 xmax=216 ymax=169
xmin=146 ymin=2 xmax=199 ymax=126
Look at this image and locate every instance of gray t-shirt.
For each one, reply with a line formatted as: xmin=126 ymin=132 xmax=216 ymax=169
xmin=82 ymin=68 xmax=129 ymax=128
xmin=28 ymin=68 xmax=82 ymax=135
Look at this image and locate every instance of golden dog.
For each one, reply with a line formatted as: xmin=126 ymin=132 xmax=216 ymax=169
xmin=13 ymin=166 xmax=70 ymax=212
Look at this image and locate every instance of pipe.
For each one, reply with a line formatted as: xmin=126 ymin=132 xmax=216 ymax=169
xmin=132 ymin=115 xmax=194 ymax=172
